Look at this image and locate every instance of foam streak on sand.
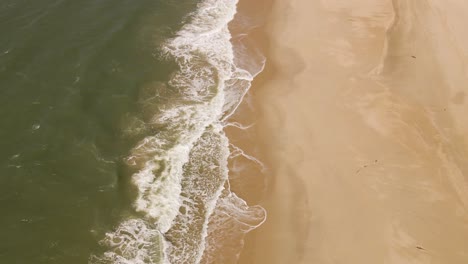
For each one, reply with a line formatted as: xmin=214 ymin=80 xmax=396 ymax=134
xmin=242 ymin=0 xmax=468 ymax=263
xmin=90 ymin=0 xmax=266 ymax=263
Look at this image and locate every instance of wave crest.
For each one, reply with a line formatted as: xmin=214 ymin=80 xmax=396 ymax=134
xmin=90 ymin=0 xmax=266 ymax=263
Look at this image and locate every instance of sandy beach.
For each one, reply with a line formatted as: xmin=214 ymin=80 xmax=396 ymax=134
xmin=239 ymin=0 xmax=468 ymax=263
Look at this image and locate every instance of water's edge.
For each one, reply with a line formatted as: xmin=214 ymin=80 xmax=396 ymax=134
xmin=90 ymin=1 xmax=266 ymax=263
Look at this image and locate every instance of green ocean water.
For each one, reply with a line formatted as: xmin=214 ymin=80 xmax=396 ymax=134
xmin=0 ymin=0 xmax=267 ymax=263
xmin=0 ymin=1 xmax=196 ymax=262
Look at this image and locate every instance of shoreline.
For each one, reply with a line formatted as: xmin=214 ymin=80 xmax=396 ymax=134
xmin=219 ymin=0 xmax=275 ymax=262
xmin=237 ymin=0 xmax=468 ymax=263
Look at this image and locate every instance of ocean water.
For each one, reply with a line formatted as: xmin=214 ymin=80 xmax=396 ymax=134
xmin=0 ymin=0 xmax=266 ymax=263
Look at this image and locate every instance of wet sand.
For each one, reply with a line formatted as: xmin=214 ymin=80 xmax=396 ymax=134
xmin=239 ymin=0 xmax=468 ymax=263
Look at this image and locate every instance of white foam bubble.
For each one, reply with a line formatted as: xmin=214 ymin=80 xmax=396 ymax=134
xmin=201 ymin=192 xmax=267 ymax=263
xmin=91 ymin=0 xmax=267 ymax=263
xmin=89 ymin=219 xmax=165 ymax=264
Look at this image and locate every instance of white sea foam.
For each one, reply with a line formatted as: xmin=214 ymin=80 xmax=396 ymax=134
xmin=201 ymin=192 xmax=267 ymax=263
xmin=90 ymin=0 xmax=266 ymax=263
xmin=90 ymin=219 xmax=165 ymax=264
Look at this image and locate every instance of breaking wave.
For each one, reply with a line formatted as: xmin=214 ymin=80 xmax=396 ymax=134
xmin=90 ymin=0 xmax=266 ymax=263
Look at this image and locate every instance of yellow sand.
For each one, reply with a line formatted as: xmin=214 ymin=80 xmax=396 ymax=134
xmin=240 ymin=0 xmax=468 ymax=263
